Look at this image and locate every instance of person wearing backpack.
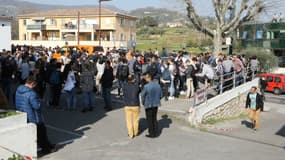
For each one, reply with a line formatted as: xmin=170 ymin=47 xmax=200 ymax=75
xmin=148 ymin=56 xmax=161 ymax=81
xmin=116 ymin=58 xmax=129 ymax=98
xmin=49 ymin=63 xmax=62 ymax=109
xmin=160 ymin=61 xmax=171 ymax=101
xmin=80 ymin=63 xmax=96 ymax=113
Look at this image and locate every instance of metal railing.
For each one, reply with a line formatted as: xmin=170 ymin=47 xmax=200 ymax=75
xmin=193 ymin=69 xmax=257 ymax=106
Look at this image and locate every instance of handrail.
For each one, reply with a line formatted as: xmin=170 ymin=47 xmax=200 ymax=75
xmin=193 ymin=68 xmax=257 ymax=106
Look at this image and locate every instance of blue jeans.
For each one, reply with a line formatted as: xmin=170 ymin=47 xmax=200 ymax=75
xmin=170 ymin=78 xmax=175 ymax=97
xmin=82 ymin=91 xmax=95 ymax=109
xmin=118 ymin=80 xmax=127 ymax=96
xmin=102 ymin=87 xmax=112 ymax=108
xmin=65 ymin=88 xmax=77 ymax=110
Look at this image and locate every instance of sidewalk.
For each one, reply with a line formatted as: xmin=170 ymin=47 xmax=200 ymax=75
xmin=158 ymin=94 xmax=285 ymax=148
xmin=199 ymin=101 xmax=285 ymax=148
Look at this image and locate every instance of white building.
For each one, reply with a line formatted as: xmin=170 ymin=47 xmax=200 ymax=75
xmin=0 ymin=16 xmax=12 ymax=51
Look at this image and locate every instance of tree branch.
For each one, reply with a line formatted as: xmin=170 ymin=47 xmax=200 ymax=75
xmin=222 ymin=0 xmax=262 ymax=33
xmin=224 ymin=0 xmax=263 ymax=36
xmin=185 ymin=0 xmax=214 ymax=38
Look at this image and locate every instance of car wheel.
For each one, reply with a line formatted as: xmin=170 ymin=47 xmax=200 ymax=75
xmin=273 ymin=88 xmax=281 ymax=95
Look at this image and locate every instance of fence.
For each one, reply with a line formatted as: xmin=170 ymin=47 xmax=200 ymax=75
xmin=193 ymin=69 xmax=257 ymax=106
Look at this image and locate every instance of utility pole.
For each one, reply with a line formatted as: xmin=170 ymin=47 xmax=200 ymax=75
xmin=99 ymin=1 xmax=102 ymax=46
xmin=98 ymin=0 xmax=112 ymax=46
xmin=77 ymin=11 xmax=80 ymax=45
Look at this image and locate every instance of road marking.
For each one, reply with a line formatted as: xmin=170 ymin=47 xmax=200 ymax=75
xmin=159 ymin=108 xmax=187 ymax=114
xmin=46 ymin=125 xmax=87 ymax=139
xmin=56 ymin=139 xmax=77 ymax=146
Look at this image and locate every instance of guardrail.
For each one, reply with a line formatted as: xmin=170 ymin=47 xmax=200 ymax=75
xmin=194 ymin=69 xmax=257 ymax=106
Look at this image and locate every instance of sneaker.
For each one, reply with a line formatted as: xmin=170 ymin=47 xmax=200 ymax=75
xmin=169 ymin=96 xmax=175 ymax=100
xmin=115 ymin=95 xmax=120 ymax=98
xmin=180 ymin=91 xmax=186 ymax=95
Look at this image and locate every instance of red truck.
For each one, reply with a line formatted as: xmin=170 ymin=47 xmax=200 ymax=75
xmin=256 ymin=73 xmax=285 ymax=95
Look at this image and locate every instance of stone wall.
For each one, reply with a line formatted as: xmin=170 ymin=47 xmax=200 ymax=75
xmin=189 ymin=78 xmax=259 ymax=125
xmin=202 ymin=92 xmax=247 ymax=123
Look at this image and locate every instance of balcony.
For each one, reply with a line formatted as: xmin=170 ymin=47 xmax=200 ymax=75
xmin=26 ymin=24 xmax=46 ymax=30
xmin=61 ymin=23 xmax=116 ymax=31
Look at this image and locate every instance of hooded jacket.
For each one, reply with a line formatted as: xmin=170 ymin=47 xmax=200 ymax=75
xmin=15 ymin=85 xmax=42 ymax=124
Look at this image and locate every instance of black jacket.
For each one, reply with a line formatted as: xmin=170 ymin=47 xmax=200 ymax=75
xmin=123 ymin=82 xmax=140 ymax=106
xmin=101 ymin=67 xmax=114 ymax=88
xmin=246 ymin=92 xmax=264 ymax=111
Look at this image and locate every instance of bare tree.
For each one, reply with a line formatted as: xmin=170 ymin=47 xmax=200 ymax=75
xmin=185 ymin=0 xmax=265 ymax=54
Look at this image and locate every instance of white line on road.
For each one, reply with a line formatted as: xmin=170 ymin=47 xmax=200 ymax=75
xmin=46 ymin=125 xmax=87 ymax=139
xmin=159 ymin=108 xmax=187 ymax=114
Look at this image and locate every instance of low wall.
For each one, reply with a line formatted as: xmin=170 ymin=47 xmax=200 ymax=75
xmin=0 ymin=112 xmax=37 ymax=159
xmin=189 ymin=78 xmax=259 ymax=125
xmin=202 ymin=92 xmax=247 ymax=123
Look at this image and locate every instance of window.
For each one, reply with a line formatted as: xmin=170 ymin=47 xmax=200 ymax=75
xmin=242 ymin=31 xmax=247 ymax=39
xmin=267 ymin=76 xmax=273 ymax=82
xmin=119 ymin=18 xmax=125 ymax=26
xmin=130 ymin=34 xmax=134 ymax=41
xmin=23 ymin=20 xmax=27 ymax=26
xmin=120 ymin=34 xmax=125 ymax=41
xmin=130 ymin=20 xmax=134 ymax=27
xmin=256 ymin=30 xmax=263 ymax=39
xmin=275 ymin=77 xmax=281 ymax=83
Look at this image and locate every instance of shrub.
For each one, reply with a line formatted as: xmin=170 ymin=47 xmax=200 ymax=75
xmin=241 ymin=48 xmax=279 ymax=72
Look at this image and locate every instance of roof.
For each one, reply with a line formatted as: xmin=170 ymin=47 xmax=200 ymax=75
xmin=0 ymin=16 xmax=13 ymax=21
xmin=17 ymin=8 xmax=136 ymax=19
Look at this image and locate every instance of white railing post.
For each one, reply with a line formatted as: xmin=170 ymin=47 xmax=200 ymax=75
xmin=219 ymin=75 xmax=223 ymax=95
xmin=233 ymin=71 xmax=236 ymax=88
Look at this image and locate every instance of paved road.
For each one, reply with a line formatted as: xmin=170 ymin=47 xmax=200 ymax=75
xmin=40 ymin=93 xmax=285 ymax=160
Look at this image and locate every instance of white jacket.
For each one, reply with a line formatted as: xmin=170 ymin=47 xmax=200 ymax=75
xmin=63 ymin=71 xmax=76 ymax=91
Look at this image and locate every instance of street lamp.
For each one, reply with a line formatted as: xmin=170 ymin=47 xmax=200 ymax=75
xmin=98 ymin=0 xmax=112 ymax=46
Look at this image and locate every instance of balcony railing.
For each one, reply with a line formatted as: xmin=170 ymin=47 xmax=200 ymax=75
xmin=26 ymin=24 xmax=46 ymax=30
xmin=61 ymin=23 xmax=116 ymax=30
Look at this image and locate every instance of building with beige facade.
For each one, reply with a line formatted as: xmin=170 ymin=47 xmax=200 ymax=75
xmin=15 ymin=8 xmax=136 ymax=48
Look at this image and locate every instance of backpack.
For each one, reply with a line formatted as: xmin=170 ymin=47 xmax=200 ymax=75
xmin=50 ymin=71 xmax=60 ymax=85
xmin=119 ymin=65 xmax=129 ymax=80
xmin=149 ymin=62 xmax=158 ymax=77
xmin=162 ymin=67 xmax=171 ymax=81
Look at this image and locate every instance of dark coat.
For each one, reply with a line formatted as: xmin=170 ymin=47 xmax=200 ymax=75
xmin=246 ymin=92 xmax=264 ymax=111
xmin=101 ymin=67 xmax=114 ymax=88
xmin=122 ymin=82 xmax=140 ymax=106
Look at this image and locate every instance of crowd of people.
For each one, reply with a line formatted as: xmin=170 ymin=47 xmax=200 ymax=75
xmin=0 ymin=45 xmax=261 ymax=107
xmin=0 ymin=45 xmax=260 ymax=154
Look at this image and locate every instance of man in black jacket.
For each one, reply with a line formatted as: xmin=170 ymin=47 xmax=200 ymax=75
xmin=116 ymin=58 xmax=129 ymax=98
xmin=100 ymin=61 xmax=114 ymax=111
xmin=122 ymin=75 xmax=140 ymax=139
xmin=133 ymin=55 xmax=142 ymax=85
xmin=245 ymin=86 xmax=264 ymax=131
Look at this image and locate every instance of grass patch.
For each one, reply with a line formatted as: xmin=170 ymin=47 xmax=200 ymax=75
xmin=203 ymin=113 xmax=248 ymax=125
xmin=0 ymin=111 xmax=20 ymax=119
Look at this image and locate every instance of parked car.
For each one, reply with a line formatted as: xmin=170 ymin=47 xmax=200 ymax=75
xmin=256 ymin=73 xmax=285 ymax=95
